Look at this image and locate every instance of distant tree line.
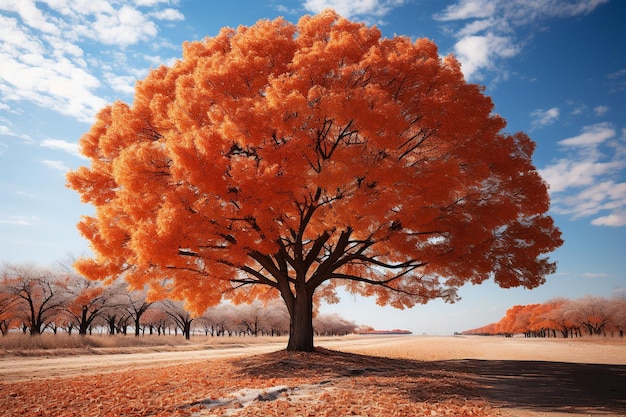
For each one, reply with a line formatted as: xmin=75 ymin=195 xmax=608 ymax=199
xmin=0 ymin=263 xmax=358 ymax=339
xmin=463 ymin=296 xmax=626 ymax=338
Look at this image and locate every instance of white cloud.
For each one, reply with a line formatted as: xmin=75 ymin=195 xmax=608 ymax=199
xmin=14 ymin=190 xmax=38 ymax=198
xmin=591 ymin=210 xmax=626 ymax=227
xmin=581 ymin=272 xmax=611 ymax=279
xmin=1 ymin=0 xmax=61 ymax=36
xmin=303 ymin=0 xmax=407 ymax=21
xmin=142 ymin=54 xmax=178 ymax=68
xmin=135 ymin=0 xmax=172 ymax=6
xmin=91 ymin=5 xmax=158 ymax=45
xmin=41 ymin=159 xmax=70 ymax=171
xmin=558 ymin=122 xmax=615 ymax=147
xmin=151 ymin=8 xmax=184 ymax=21
xmin=104 ymin=73 xmax=137 ymax=95
xmin=453 ymin=33 xmax=518 ymax=80
xmin=0 ymin=1 xmax=185 ymax=123
xmin=40 ymin=139 xmax=84 ymax=158
xmin=608 ymin=68 xmax=626 ymax=79
xmin=276 ymin=5 xmax=297 ymax=14
xmin=549 ymin=0 xmax=610 ymax=18
xmin=605 ymin=70 xmax=626 ymax=96
xmin=435 ymin=0 xmax=496 ymax=21
xmin=0 ymin=216 xmax=32 ymax=226
xmin=0 ymin=215 xmax=37 ymax=225
xmin=531 ymin=107 xmax=560 ymax=129
xmin=0 ymin=124 xmax=33 ymax=142
xmin=541 ymin=159 xmax=622 ymax=193
xmin=456 ymin=17 xmax=499 ymax=38
xmin=540 ymin=123 xmax=626 ymax=227
xmin=555 ymin=181 xmax=626 ymax=218
xmin=0 ymin=48 xmax=106 ymax=122
xmin=434 ymin=0 xmax=609 ymax=81
xmin=594 ymin=105 xmax=609 ymax=117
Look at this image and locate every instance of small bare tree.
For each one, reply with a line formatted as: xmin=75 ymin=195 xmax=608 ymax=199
xmin=125 ymin=289 xmax=153 ymax=337
xmin=607 ymin=296 xmax=626 ymax=337
xmin=160 ymin=300 xmax=193 ymax=340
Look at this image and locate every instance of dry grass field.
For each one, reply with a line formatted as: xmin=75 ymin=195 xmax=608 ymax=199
xmin=1 ymin=335 xmax=625 ymax=416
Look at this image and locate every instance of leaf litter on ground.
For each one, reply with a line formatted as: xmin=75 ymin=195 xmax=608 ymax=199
xmin=0 ymin=348 xmax=500 ymax=416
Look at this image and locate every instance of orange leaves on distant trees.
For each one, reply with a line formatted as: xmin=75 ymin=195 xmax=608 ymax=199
xmin=67 ymin=10 xmax=562 ymax=351
xmin=464 ymin=296 xmax=626 ymax=337
xmin=1 ymin=264 xmax=67 ymax=335
xmin=64 ymin=279 xmax=108 ymax=335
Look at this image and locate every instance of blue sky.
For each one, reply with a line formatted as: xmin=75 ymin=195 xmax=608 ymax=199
xmin=0 ymin=0 xmax=624 ymax=334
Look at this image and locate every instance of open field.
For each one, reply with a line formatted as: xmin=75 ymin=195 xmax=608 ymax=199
xmin=1 ymin=335 xmax=625 ymax=416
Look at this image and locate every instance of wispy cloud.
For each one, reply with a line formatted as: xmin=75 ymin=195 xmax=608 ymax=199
xmin=581 ymin=272 xmax=611 ymax=279
xmin=41 ymin=159 xmax=70 ymax=172
xmin=558 ymin=122 xmax=615 ymax=147
xmin=434 ymin=0 xmax=609 ymax=81
xmin=303 ymin=0 xmax=408 ymax=23
xmin=40 ymin=139 xmax=85 ymax=159
xmin=135 ymin=0 xmax=172 ymax=6
xmin=436 ymin=0 xmax=496 ymax=21
xmin=606 ymin=68 xmax=626 ymax=94
xmin=0 ymin=1 xmax=185 ymax=123
xmin=150 ymin=8 xmax=185 ymax=21
xmin=0 ymin=124 xmax=33 ymax=143
xmin=594 ymin=105 xmax=609 ymax=117
xmin=104 ymin=73 xmax=137 ymax=95
xmin=0 ymin=215 xmax=37 ymax=226
xmin=14 ymin=190 xmax=39 ymax=199
xmin=530 ymin=107 xmax=560 ymax=129
xmin=540 ymin=123 xmax=626 ymax=227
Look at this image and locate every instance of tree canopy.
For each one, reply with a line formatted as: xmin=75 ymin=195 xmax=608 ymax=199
xmin=67 ymin=10 xmax=563 ymax=351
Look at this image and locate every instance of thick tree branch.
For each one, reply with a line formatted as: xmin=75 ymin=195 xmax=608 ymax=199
xmin=238 ymin=264 xmax=281 ymax=288
xmin=328 ymin=272 xmax=433 ymax=298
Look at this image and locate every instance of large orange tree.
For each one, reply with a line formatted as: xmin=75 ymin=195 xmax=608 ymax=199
xmin=67 ymin=10 xmax=562 ymax=351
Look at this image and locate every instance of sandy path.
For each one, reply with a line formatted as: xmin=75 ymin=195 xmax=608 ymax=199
xmin=0 ymin=341 xmax=284 ymax=383
xmin=327 ymin=335 xmax=626 ymax=364
xmin=2 ymin=335 xmax=624 ymax=384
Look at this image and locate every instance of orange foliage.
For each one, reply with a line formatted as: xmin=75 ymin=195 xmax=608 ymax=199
xmin=67 ymin=286 xmax=104 ymax=315
xmin=0 ymin=265 xmax=68 ymax=335
xmin=0 ymin=287 xmax=17 ymax=334
xmin=67 ymin=11 xmax=562 ymax=350
xmin=463 ymin=296 xmax=626 ymax=337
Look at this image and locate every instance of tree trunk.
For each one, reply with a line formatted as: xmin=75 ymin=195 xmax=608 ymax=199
xmin=79 ymin=306 xmax=89 ymax=335
xmin=106 ymin=316 xmax=116 ymax=335
xmin=134 ymin=318 xmax=141 ymax=337
xmin=286 ymin=291 xmax=314 ymax=352
xmin=184 ymin=321 xmax=191 ymax=340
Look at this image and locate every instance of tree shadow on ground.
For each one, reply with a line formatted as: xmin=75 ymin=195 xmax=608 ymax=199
xmin=442 ymin=359 xmax=626 ymax=415
xmin=233 ymin=348 xmax=626 ymax=415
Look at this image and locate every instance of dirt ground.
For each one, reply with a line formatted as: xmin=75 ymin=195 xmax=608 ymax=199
xmin=340 ymin=336 xmax=626 ymax=416
xmin=1 ymin=335 xmax=625 ymax=416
